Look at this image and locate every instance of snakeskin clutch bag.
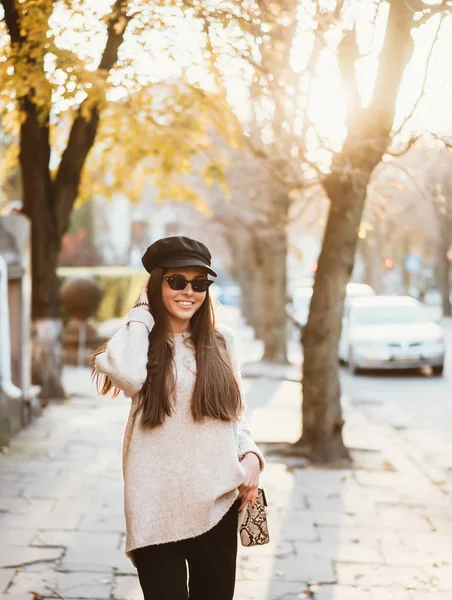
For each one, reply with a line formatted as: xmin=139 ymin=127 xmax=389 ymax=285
xmin=239 ymin=488 xmax=270 ymax=546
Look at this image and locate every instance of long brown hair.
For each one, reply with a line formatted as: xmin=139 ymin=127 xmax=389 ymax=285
xmin=91 ymin=266 xmax=243 ymax=429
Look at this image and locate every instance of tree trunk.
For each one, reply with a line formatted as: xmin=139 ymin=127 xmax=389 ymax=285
xmin=297 ymin=0 xmax=416 ymax=463
xmin=240 ymin=267 xmax=257 ymax=327
xmin=360 ymin=232 xmax=383 ymax=294
xmin=29 ymin=226 xmax=64 ymax=398
xmin=250 ymin=235 xmax=267 ymax=341
xmin=299 ymin=179 xmax=368 ymax=462
xmin=241 ymin=241 xmax=261 ymax=330
xmin=223 ymin=229 xmax=258 ymax=328
xmin=251 ymin=190 xmax=290 ymax=363
xmin=259 ymin=228 xmax=288 ymax=363
xmin=19 ymin=98 xmax=65 ymax=399
xmin=438 ymin=241 xmax=451 ymax=317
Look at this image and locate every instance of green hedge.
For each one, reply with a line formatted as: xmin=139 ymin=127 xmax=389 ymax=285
xmin=58 ymin=266 xmax=148 ymax=322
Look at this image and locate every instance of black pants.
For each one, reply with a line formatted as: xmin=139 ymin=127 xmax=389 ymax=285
xmin=134 ymin=499 xmax=240 ymax=600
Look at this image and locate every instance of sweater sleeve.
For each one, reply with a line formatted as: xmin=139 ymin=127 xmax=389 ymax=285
xmin=95 ymin=308 xmax=154 ymax=399
xmin=218 ymin=324 xmax=265 ymax=472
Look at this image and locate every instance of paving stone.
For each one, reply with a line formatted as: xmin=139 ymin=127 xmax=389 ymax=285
xmin=368 ymin=588 xmax=452 ymax=600
xmin=61 ymin=546 xmax=133 ymax=574
xmin=58 ymin=572 xmax=113 ymax=599
xmin=334 ymin=562 xmax=431 ymax=590
xmin=233 ymin=579 xmax=269 ymax=600
xmin=18 ymin=480 xmax=82 ymax=502
xmin=3 ymin=461 xmax=67 ymax=477
xmin=2 ymin=529 xmax=36 ymax=547
xmin=294 ymin=469 xmax=354 ymax=487
xmin=295 ymin=540 xmax=384 ymax=564
xmin=381 ymin=546 xmax=451 ymax=568
xmin=353 ymin=471 xmax=426 ymax=491
xmin=30 ymin=530 xmax=120 ymax=550
xmin=0 ymin=494 xmax=55 ymax=514
xmin=424 ymin=565 xmax=452 ymax=592
xmin=398 ymin=531 xmax=452 ymax=556
xmin=51 ymin=497 xmax=124 ymax=516
xmin=0 ymin=570 xmax=15 ymax=594
xmin=372 ymin=483 xmax=451 ymax=505
xmin=302 ymin=493 xmax=375 ymax=513
xmin=239 ymin=540 xmax=295 ymax=559
xmin=240 ymin=554 xmax=335 ymax=584
xmin=0 ymin=594 xmax=36 ymax=599
xmin=0 ymin=498 xmax=55 ymax=515
xmin=279 ymin=515 xmax=320 ymax=542
xmin=112 ymin=575 xmax=141 ymax=600
xmin=277 ymin=555 xmax=336 ymax=583
xmin=314 ymin=586 xmax=375 ymax=599
xmin=7 ymin=570 xmax=112 ymax=599
xmin=5 ymin=570 xmax=58 ymax=596
xmin=0 ymin=546 xmax=62 ymax=569
xmin=372 ymin=508 xmax=434 ymax=533
xmin=2 ymin=510 xmax=82 ymax=531
xmin=0 ymin=483 xmax=25 ymax=498
xmin=77 ymin=512 xmax=126 ymax=533
xmin=316 ymin=526 xmax=401 ymax=548
xmin=280 ymin=508 xmax=380 ymax=533
xmin=266 ymin=580 xmax=315 ymax=599
xmin=238 ymin=555 xmax=274 ymax=581
xmin=428 ymin=515 xmax=452 ymax=533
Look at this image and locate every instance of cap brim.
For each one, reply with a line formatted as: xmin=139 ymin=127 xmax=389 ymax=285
xmin=158 ymin=257 xmax=217 ymax=277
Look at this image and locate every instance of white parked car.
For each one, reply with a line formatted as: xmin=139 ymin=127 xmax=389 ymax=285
xmin=288 ymin=282 xmax=375 ymax=330
xmin=339 ymin=296 xmax=445 ymax=375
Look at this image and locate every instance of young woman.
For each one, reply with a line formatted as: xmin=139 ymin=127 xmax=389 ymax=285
xmin=92 ymin=236 xmax=265 ymax=600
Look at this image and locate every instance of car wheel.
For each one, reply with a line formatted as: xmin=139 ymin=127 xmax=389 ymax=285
xmin=433 ymin=365 xmax=444 ymax=376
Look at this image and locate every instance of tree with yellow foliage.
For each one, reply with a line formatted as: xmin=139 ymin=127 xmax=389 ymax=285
xmin=0 ymin=0 xmax=232 ymax=398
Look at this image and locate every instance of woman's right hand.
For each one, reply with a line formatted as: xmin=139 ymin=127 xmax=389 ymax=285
xmin=134 ymin=284 xmax=150 ymax=311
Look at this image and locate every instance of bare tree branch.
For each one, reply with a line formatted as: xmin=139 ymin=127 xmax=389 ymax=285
xmin=384 ymin=160 xmax=429 ymax=201
xmin=432 ymin=132 xmax=452 ymax=149
xmin=300 ymin=36 xmax=324 ymax=143
xmin=409 ymin=0 xmax=452 ymax=27
xmin=386 ymin=134 xmax=421 ymax=157
xmin=359 ymin=0 xmax=385 ymax=58
xmin=337 ymin=27 xmax=362 ymax=133
xmin=392 ymin=12 xmax=444 ymax=139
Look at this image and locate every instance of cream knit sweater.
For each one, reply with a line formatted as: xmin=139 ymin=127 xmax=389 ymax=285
xmin=95 ymin=307 xmax=265 ymax=564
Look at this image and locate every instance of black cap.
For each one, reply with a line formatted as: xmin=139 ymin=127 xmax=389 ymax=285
xmin=141 ymin=236 xmax=217 ymax=277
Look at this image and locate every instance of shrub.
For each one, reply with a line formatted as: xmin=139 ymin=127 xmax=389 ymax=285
xmin=57 ymin=266 xmax=147 ymax=322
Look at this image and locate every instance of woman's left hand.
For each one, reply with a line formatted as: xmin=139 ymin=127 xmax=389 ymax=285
xmin=238 ymin=452 xmax=260 ymax=511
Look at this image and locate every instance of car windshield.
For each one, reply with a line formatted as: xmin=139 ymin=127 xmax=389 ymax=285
xmin=350 ymin=305 xmax=430 ymax=325
xmin=347 ymin=286 xmax=374 ymax=298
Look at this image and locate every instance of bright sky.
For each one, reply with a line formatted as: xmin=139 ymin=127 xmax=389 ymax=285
xmin=5 ymin=0 xmax=452 ymax=153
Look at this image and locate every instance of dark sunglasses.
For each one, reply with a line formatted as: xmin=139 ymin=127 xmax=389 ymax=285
xmin=163 ymin=275 xmax=213 ymax=293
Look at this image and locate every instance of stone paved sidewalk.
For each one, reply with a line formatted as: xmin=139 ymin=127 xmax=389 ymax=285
xmin=1 ymin=362 xmax=452 ymax=600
